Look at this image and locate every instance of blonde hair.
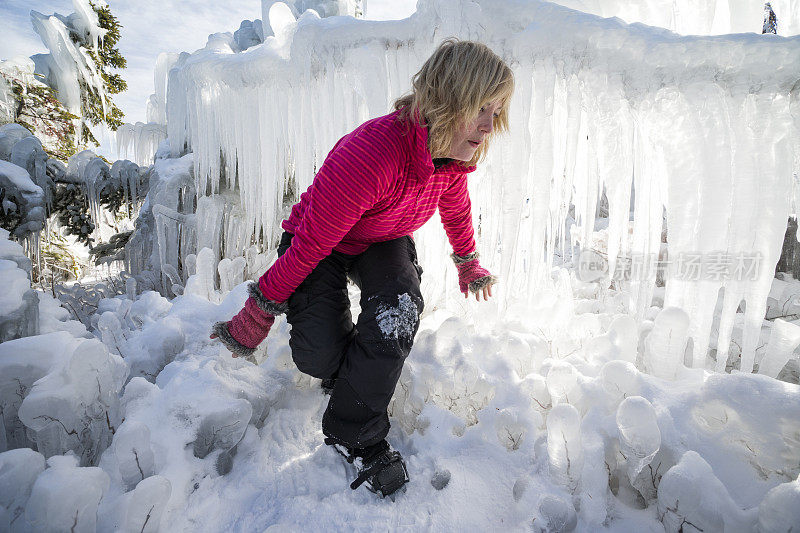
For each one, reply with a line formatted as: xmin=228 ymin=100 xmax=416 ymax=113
xmin=395 ymin=39 xmax=514 ymax=166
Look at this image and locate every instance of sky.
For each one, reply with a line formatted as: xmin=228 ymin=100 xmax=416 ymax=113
xmin=0 ymin=0 xmax=418 ymax=124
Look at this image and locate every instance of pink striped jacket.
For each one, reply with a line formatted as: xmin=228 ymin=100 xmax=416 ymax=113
xmin=258 ymin=109 xmax=478 ymax=303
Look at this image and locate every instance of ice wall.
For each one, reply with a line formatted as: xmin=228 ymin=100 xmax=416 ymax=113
xmin=113 ymin=0 xmax=366 ymax=170
xmin=160 ymin=0 xmax=800 ymax=374
xmin=550 ymin=0 xmax=800 ymax=36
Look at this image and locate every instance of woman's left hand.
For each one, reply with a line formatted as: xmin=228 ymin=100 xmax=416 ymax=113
xmin=453 ymin=252 xmax=497 ymax=302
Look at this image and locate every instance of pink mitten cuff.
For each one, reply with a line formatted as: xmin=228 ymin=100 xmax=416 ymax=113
xmin=451 ymin=251 xmax=498 ymax=294
xmin=211 ymin=282 xmax=288 ymax=358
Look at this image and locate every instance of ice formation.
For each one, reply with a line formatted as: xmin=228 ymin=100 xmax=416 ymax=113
xmin=148 ymin=0 xmax=800 ymax=378
xmin=60 ymin=150 xmax=146 ymax=246
xmin=24 ymin=454 xmax=110 ymax=533
xmin=534 ymin=495 xmax=577 ymax=532
xmin=0 ymin=237 xmax=37 ymax=342
xmin=0 ymin=230 xmax=39 ymax=341
xmin=119 ymin=475 xmax=172 ymax=533
xmin=545 ymin=360 xmax=580 ymax=404
xmin=0 ymin=273 xmax=797 ymax=530
xmin=113 ymin=52 xmax=176 ymax=166
xmin=0 ymin=125 xmax=47 ymax=242
xmin=644 ymin=307 xmax=690 ymax=379
xmin=3 ymin=331 xmax=127 ymax=465
xmin=265 ymin=0 xmax=365 ymax=20
xmin=600 ymin=360 xmax=641 ymax=404
xmin=0 ymin=59 xmax=70 ymax=158
xmin=0 ymin=226 xmax=126 ymax=464
xmin=0 ymin=122 xmax=145 ymax=283
xmin=616 ymin=396 xmax=661 ymax=484
xmin=0 ymin=77 xmax=13 ymax=125
xmin=114 ymin=122 xmax=166 ymax=167
xmin=147 ymin=53 xmax=181 ymax=126
xmin=757 ymin=317 xmax=800 ymax=377
xmin=757 ymin=477 xmax=800 ymax=532
xmin=0 ymin=228 xmax=90 ymax=341
xmin=0 ymin=448 xmax=46 ymax=530
xmin=113 ymin=2 xmax=366 ymax=172
xmin=546 ymin=403 xmax=583 ymax=491
xmin=112 ymin=421 xmax=156 ymax=490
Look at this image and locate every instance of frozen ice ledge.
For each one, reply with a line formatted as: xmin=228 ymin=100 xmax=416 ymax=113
xmin=153 ymin=0 xmax=799 ymax=374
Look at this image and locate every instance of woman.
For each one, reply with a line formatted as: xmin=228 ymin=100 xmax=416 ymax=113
xmin=212 ymin=39 xmax=514 ymax=497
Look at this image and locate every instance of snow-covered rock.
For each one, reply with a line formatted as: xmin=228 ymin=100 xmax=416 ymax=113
xmin=0 ymin=331 xmax=127 ymax=465
xmin=657 ymin=450 xmax=757 ymax=532
xmin=757 ymin=477 xmax=800 ymax=533
xmin=0 ymin=448 xmax=46 ymax=530
xmin=0 ymin=124 xmax=33 ymax=162
xmin=23 ymin=454 xmax=110 ymax=533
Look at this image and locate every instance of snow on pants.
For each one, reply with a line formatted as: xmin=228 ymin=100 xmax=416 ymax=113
xmin=276 ymin=231 xmax=424 ymax=448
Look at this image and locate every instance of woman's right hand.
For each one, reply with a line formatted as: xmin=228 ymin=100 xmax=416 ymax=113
xmin=209 ymin=282 xmax=288 ymax=361
xmin=210 ymin=304 xmax=275 ymax=360
xmin=209 ymin=331 xmax=234 ymax=357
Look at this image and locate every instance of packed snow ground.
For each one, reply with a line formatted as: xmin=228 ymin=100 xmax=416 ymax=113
xmin=81 ymin=270 xmax=800 ymax=530
xmin=4 ymin=223 xmax=799 ymax=531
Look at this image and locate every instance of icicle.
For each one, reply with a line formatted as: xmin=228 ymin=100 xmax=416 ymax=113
xmin=115 ymin=122 xmax=167 ymax=166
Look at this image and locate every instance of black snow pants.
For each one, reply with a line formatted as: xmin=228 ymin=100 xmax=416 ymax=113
xmin=276 ymin=232 xmax=424 ymax=448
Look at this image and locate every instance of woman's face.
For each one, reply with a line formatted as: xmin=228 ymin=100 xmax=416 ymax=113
xmin=447 ymin=100 xmax=503 ymax=161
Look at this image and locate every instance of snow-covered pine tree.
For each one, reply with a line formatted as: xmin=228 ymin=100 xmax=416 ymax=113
xmin=74 ymin=1 xmax=128 ymax=147
xmin=1 ymin=2 xmax=138 ymax=277
xmin=29 ymin=0 xmax=127 ymax=151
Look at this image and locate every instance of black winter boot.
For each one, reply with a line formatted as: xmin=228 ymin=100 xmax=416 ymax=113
xmin=325 ymin=438 xmax=409 ymax=498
